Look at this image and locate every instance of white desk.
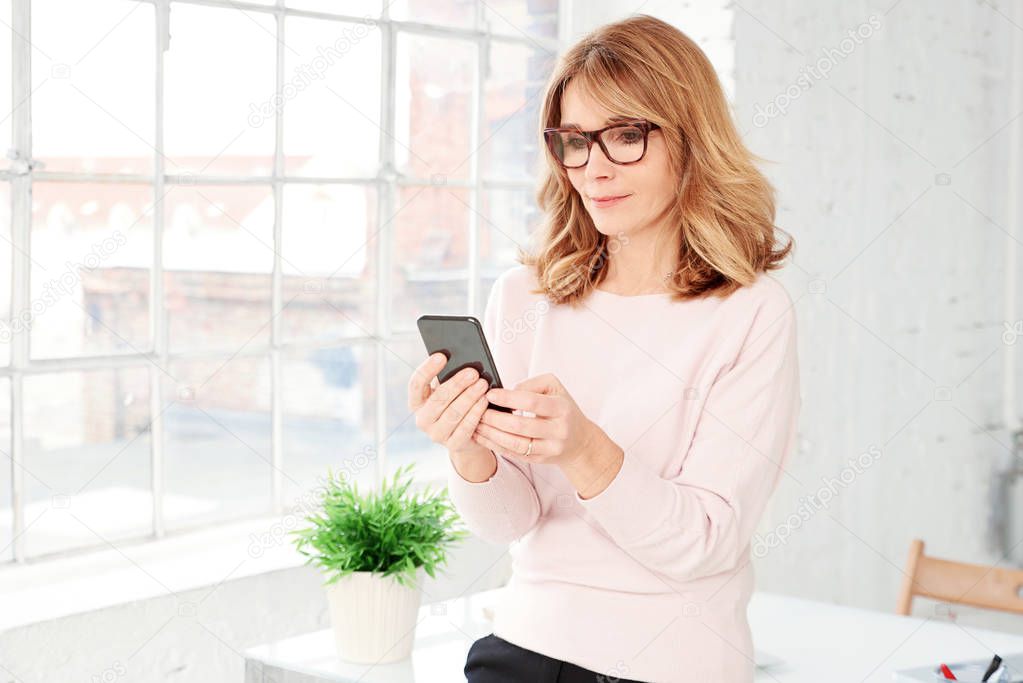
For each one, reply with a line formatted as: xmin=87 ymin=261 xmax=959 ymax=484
xmin=747 ymin=592 xmax=1023 ymax=682
xmin=244 ymin=591 xmax=494 ymax=683
xmin=243 ymin=588 xmax=1023 ymax=682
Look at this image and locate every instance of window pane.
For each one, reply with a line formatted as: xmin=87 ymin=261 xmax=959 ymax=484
xmin=30 ymin=182 xmax=154 ymax=359
xmin=0 ymin=0 xmax=10 ymax=172
xmin=283 ymin=17 xmax=382 ymax=178
xmin=286 ymin=0 xmax=381 ymax=15
xmin=395 ymin=33 xmax=475 ymax=181
xmin=485 ymin=0 xmax=558 ymax=39
xmin=164 ymin=356 xmax=272 ymax=529
xmin=483 ymin=43 xmax=553 ymax=182
xmin=478 ymin=188 xmax=536 ymax=319
xmin=391 ymin=186 xmax=469 ymax=332
xmin=384 ymin=337 xmax=446 ymax=484
xmin=282 ymin=184 xmax=377 ymax=341
xmin=32 ymin=0 xmax=155 ymax=176
xmin=0 ymin=377 xmax=10 ymax=562
xmin=165 ymin=4 xmax=275 ymax=176
xmin=390 ymin=0 xmax=474 ymax=29
xmin=0 ymin=182 xmax=9 ymax=366
xmin=23 ymin=368 xmax=152 ymax=558
xmin=480 ymin=186 xmax=535 ymax=276
xmin=282 ymin=345 xmax=376 ymax=505
xmin=164 ymin=185 xmax=274 ymax=352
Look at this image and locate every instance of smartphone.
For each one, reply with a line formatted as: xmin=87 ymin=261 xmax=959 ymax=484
xmin=416 ymin=314 xmax=513 ymax=414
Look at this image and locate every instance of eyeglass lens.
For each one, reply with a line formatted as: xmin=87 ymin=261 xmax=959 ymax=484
xmin=548 ymin=124 xmax=647 ymax=167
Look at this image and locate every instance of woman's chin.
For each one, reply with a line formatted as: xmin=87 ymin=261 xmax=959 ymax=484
xmin=591 ymin=221 xmax=633 ymax=239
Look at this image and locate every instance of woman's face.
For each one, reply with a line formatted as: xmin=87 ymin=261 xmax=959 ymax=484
xmin=559 ymin=80 xmax=677 ymax=240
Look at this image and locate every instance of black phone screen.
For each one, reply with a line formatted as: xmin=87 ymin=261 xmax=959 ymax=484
xmin=416 ymin=314 xmax=512 ymax=414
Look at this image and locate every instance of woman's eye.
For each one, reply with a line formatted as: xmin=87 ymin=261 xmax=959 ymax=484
xmin=566 ymin=137 xmax=588 ymax=149
xmin=612 ymin=130 xmax=642 ymax=144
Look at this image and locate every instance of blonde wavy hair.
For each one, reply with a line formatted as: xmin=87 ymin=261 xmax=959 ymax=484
xmin=516 ymin=14 xmax=793 ymax=304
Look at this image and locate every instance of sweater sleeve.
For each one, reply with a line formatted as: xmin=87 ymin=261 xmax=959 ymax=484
xmin=576 ymin=285 xmax=801 ymax=580
xmin=445 ymin=271 xmax=542 ymax=545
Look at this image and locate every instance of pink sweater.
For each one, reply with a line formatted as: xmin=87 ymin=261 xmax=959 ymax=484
xmin=446 ymin=264 xmax=801 ymax=683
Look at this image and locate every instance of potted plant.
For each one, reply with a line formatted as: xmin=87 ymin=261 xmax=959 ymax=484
xmin=292 ymin=462 xmax=467 ymax=663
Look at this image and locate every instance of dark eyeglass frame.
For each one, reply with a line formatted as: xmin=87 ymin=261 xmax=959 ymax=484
xmin=542 ymin=119 xmax=661 ymax=169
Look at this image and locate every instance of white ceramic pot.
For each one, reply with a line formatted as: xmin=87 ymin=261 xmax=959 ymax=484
xmin=324 ymin=570 xmax=424 ymax=663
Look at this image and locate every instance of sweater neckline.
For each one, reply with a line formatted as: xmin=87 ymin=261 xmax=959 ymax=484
xmin=588 ymin=286 xmax=673 ymax=300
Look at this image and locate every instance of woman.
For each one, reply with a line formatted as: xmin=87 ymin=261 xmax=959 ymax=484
xmin=407 ymin=14 xmax=800 ymax=683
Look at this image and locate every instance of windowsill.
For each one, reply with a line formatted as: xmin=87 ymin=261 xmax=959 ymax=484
xmin=0 ymin=514 xmax=311 ymax=633
xmin=0 ymin=470 xmax=456 ymax=633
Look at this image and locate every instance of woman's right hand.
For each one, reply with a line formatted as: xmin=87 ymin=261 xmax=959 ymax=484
xmin=409 ymin=353 xmax=495 ymax=468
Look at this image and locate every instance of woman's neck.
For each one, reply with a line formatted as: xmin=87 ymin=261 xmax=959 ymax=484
xmin=598 ymin=230 xmax=680 ymax=295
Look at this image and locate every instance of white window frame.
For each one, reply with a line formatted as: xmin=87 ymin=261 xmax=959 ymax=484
xmin=1 ymin=0 xmax=564 ymax=565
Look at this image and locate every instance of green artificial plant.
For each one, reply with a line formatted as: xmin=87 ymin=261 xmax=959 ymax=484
xmin=292 ymin=462 xmax=468 ymax=588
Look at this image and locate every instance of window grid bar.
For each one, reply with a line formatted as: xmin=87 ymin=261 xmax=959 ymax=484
xmin=270 ymin=0 xmax=285 ymax=515
xmin=131 ymin=0 xmax=560 ymax=53
xmin=150 ymin=0 xmax=170 ymax=538
xmin=9 ymin=0 xmax=33 ymax=563
xmin=30 ymin=172 xmax=155 ymax=184
xmin=373 ymin=7 xmax=396 ymax=491
xmin=0 ymin=331 xmax=434 ymax=377
xmin=468 ymin=12 xmax=485 ymax=318
xmin=27 ymin=172 xmax=535 ymax=190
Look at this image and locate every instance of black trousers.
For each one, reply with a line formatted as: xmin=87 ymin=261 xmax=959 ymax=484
xmin=464 ymin=633 xmax=649 ymax=683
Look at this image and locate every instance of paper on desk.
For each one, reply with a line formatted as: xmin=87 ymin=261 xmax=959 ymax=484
xmin=893 ymin=651 xmax=1023 ymax=682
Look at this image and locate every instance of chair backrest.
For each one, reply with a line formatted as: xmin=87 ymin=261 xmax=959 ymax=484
xmin=896 ymin=538 xmax=1023 ymax=616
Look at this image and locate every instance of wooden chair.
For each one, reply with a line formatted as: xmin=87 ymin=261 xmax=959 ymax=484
xmin=896 ymin=538 xmax=1023 ymax=616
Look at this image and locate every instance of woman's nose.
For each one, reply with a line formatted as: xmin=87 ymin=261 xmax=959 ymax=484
xmin=584 ymin=143 xmax=615 ymax=179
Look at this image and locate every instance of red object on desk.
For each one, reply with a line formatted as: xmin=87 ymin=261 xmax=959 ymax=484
xmin=939 ymin=663 xmax=958 ymax=679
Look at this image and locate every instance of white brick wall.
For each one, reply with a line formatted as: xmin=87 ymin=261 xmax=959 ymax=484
xmin=731 ymin=0 xmax=1023 ymax=635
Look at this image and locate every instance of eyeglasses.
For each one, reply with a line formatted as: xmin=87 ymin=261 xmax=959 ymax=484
xmin=543 ymin=119 xmax=660 ymax=169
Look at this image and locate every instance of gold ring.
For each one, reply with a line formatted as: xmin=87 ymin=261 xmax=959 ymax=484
xmin=525 ymin=438 xmax=533 ymax=456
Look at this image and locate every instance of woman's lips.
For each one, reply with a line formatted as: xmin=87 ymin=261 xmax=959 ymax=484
xmin=591 ymin=194 xmax=631 ymax=208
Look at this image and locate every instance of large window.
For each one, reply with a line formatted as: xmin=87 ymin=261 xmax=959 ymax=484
xmin=0 ymin=0 xmax=558 ymax=563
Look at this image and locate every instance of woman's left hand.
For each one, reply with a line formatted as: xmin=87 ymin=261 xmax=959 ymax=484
xmin=471 ymin=373 xmax=597 ymax=467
